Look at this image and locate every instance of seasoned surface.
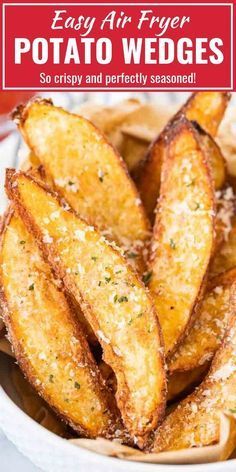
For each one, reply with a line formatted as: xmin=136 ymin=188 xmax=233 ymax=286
xmin=0 ymin=213 xmax=118 ymax=438
xmin=148 ymin=119 xmax=215 ymax=354
xmin=210 ymin=219 xmax=236 ymax=277
xmin=167 ymin=364 xmax=208 ymax=402
xmin=16 ymin=99 xmax=150 ymax=271
xmin=6 ymin=171 xmax=166 ymax=445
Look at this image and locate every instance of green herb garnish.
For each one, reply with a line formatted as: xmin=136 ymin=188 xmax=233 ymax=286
xmin=118 ymin=296 xmax=128 ymax=303
xmin=142 ymin=271 xmax=152 ymax=285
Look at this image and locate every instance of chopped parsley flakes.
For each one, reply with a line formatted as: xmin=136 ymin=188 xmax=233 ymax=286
xmin=169 ymin=238 xmax=176 ymax=249
xmin=142 ymin=271 xmax=152 ymax=285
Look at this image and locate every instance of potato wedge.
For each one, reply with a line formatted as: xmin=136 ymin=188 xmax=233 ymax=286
xmin=136 ymin=92 xmax=230 ymax=221
xmin=6 ymin=170 xmax=166 ymax=445
xmin=167 ymin=364 xmax=208 ymax=402
xmin=210 ymin=217 xmax=236 ymax=278
xmin=148 ymin=118 xmax=215 ymax=354
xmin=168 ymin=268 xmax=236 ymax=373
xmin=183 ymin=92 xmax=231 ymax=136
xmin=152 ymin=282 xmax=236 ymax=452
xmin=13 ymin=99 xmax=150 ymax=272
xmin=0 ymin=210 xmax=119 ymax=439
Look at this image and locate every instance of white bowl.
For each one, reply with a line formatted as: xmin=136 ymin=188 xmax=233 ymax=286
xmin=0 ymin=352 xmax=235 ymax=472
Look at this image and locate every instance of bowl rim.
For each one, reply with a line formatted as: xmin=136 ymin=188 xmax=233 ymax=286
xmin=0 ymin=385 xmax=236 ymax=472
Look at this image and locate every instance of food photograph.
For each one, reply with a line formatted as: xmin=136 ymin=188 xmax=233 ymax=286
xmin=0 ymin=0 xmax=236 ymax=469
xmin=0 ymin=90 xmax=236 ymax=471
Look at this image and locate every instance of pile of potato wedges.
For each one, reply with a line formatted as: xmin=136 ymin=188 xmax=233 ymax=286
xmin=1 ymin=91 xmax=236 ymax=457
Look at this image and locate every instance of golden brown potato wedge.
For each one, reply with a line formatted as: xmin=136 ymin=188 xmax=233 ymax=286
xmin=168 ymin=268 xmax=236 ymax=373
xmin=167 ymin=364 xmax=209 ymax=403
xmin=13 ymin=99 xmax=150 ymax=272
xmin=6 ymin=170 xmax=166 ymax=445
xmin=0 ymin=211 xmax=119 ymax=439
xmin=152 ymin=282 xmax=236 ymax=452
xmin=183 ymin=92 xmax=231 ymax=136
xmin=210 ymin=218 xmax=236 ymax=278
xmin=148 ymin=118 xmax=215 ymax=355
xmin=136 ymin=92 xmax=230 ymax=221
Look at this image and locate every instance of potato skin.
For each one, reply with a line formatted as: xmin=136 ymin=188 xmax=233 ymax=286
xmin=14 ymin=99 xmax=150 ymax=273
xmin=153 ymin=283 xmax=236 ymax=453
xmin=5 ymin=170 xmax=166 ymax=447
xmin=148 ymin=118 xmax=215 ymax=355
xmin=136 ymin=92 xmax=230 ymax=222
xmin=0 ymin=210 xmax=120 ymax=439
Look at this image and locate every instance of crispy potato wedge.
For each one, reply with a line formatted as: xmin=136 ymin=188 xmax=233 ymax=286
xmin=14 ymin=99 xmax=150 ymax=272
xmin=183 ymin=92 xmax=231 ymax=136
xmin=152 ymin=283 xmax=236 ymax=452
xmin=167 ymin=364 xmax=208 ymax=402
xmin=210 ymin=218 xmax=236 ymax=278
xmin=136 ymin=92 xmax=230 ymax=221
xmin=0 ymin=211 xmax=119 ymax=439
xmin=168 ymin=268 xmax=236 ymax=373
xmin=148 ymin=118 xmax=215 ymax=354
xmin=6 ymin=170 xmax=166 ymax=445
